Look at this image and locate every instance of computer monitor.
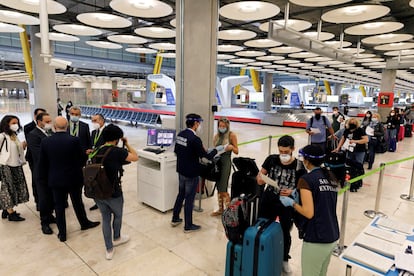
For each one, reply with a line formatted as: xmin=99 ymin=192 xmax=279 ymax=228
xmin=147 ymin=128 xmax=176 ymax=148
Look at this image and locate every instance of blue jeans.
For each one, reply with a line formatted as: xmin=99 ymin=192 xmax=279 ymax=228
xmin=95 ymin=195 xmax=124 ymax=250
xmin=172 ymin=174 xmax=199 ymax=228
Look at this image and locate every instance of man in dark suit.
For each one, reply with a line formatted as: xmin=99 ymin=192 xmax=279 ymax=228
xmin=39 ymin=116 xmax=100 ymax=242
xmin=88 ymin=113 xmax=106 ymax=211
xmin=67 ymin=106 xmax=91 ymax=160
xmin=24 ymin=107 xmax=46 ymax=210
xmin=26 ymin=112 xmax=55 ymax=235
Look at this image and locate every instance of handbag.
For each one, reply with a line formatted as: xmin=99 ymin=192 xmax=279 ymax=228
xmin=199 ymin=156 xmax=221 ymax=182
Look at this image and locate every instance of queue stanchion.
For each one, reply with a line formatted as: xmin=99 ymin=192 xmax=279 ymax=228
xmin=364 ymin=163 xmax=387 ymax=218
xmin=400 ymin=160 xmax=414 ymax=202
xmin=194 ymin=178 xmax=204 ymax=212
xmin=333 ymin=175 xmax=350 ymax=257
xmin=268 ymin=135 xmax=272 ymax=156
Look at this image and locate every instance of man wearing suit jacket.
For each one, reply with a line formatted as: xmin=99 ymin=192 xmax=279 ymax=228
xmin=26 ymin=112 xmax=55 ymax=235
xmin=68 ymin=106 xmax=91 ymax=161
xmin=88 ymin=113 xmax=106 ymax=211
xmin=24 ymin=107 xmax=46 ymax=210
xmin=39 ymin=116 xmax=99 ymax=242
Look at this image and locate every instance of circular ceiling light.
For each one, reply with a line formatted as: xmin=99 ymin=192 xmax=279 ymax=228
xmin=159 ymin=52 xmax=175 ymax=58
xmin=355 ymin=58 xmax=384 ymax=63
xmin=289 ymin=52 xmax=319 ymax=58
xmin=110 ymin=0 xmax=173 ymax=18
xmin=384 ymin=49 xmax=414 ymax=56
xmin=77 ymin=12 xmax=131 ymax=28
xmin=345 ymin=22 xmax=403 ymax=36
xmin=148 ymin=42 xmax=176 ymax=51
xmin=290 ymin=62 xmax=313 ymax=67
xmin=217 ymin=54 xmax=235 ymax=60
xmin=107 ymin=34 xmax=147 ymax=44
xmin=256 ymin=55 xmax=285 ymax=61
xmin=224 ymin=64 xmax=245 ymax=68
xmin=259 ymin=19 xmax=312 ymax=32
xmin=134 ymin=26 xmax=175 ymax=38
xmin=362 ymin=33 xmax=413 ymax=45
xmin=217 ymin=61 xmax=230 ymax=65
xmin=322 ymin=5 xmax=390 ymax=23
xmin=35 ymin=32 xmax=79 ymax=42
xmin=125 ymin=47 xmax=157 ymax=54
xmin=289 ymin=0 xmax=351 ymax=7
xmin=86 ymin=40 xmax=122 ymax=49
xmin=242 ymin=66 xmax=262 ymax=70
xmin=303 ymin=31 xmax=335 ymax=41
xmin=264 ymin=64 xmax=286 ymax=69
xmin=230 ymin=58 xmax=255 ymax=63
xmin=0 ymin=9 xmax=39 ymax=25
xmin=244 ymin=39 xmax=282 ymax=48
xmin=218 ymin=29 xmax=256 ymax=40
xmin=0 ymin=0 xmax=66 ymax=14
xmin=274 ymin=59 xmax=300 ymax=64
xmin=269 ymin=46 xmax=302 ymax=54
xmin=249 ymin=62 xmax=272 ymax=67
xmin=374 ymin=42 xmax=414 ymax=51
xmin=0 ymin=22 xmax=24 ymax=33
xmin=219 ymin=1 xmax=280 ymax=21
xmin=217 ymin=44 xmax=244 ymax=52
xmin=341 ymin=47 xmax=365 ymax=54
xmin=353 ymin=53 xmax=377 ymax=58
xmin=235 ymin=50 xmax=266 ymax=57
xmin=324 ymin=40 xmax=352 ymax=48
xmin=318 ymin=60 xmax=343 ymax=65
xmin=410 ymin=0 xmax=414 ymax=7
xmin=53 ymin=24 xmax=102 ymax=36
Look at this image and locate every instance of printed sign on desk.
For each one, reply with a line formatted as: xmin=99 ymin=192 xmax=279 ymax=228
xmin=165 ymin=88 xmax=175 ymax=105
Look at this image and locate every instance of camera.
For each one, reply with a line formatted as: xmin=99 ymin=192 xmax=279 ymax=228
xmin=49 ymin=58 xmax=72 ymax=70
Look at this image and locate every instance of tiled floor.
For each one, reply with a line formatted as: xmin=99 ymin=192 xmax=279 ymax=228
xmin=1 ymin=99 xmax=414 ymax=275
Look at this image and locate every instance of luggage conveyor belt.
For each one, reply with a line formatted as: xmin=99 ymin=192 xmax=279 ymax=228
xmin=261 ymin=113 xmax=310 ymax=128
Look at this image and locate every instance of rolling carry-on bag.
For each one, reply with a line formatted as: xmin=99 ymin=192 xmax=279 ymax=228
xmin=405 ymin=124 xmax=412 ymax=137
xmin=241 ymin=218 xmax=284 ymax=276
xmin=230 ymin=157 xmax=263 ymax=199
xmin=398 ymin=125 xmax=405 ymax=141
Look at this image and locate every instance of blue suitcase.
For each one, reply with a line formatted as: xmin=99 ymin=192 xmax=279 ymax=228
xmin=225 ymin=242 xmax=243 ymax=276
xmin=241 ymin=218 xmax=283 ymax=276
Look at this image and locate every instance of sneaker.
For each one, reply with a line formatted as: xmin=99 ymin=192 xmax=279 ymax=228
xmin=106 ymin=248 xmax=114 ymax=260
xmin=113 ymin=235 xmax=130 ymax=247
xmin=283 ymin=261 xmax=292 ymax=273
xmin=171 ymin=218 xmax=183 ymax=227
xmin=184 ymin=224 xmax=201 ymax=233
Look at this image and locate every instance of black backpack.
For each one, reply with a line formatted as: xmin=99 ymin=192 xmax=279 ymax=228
xmin=83 ymin=147 xmax=114 ymax=200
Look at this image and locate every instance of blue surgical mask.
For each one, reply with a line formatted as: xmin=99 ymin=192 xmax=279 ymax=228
xmin=218 ymin=127 xmax=227 ymax=134
xmin=70 ymin=115 xmax=79 ymax=123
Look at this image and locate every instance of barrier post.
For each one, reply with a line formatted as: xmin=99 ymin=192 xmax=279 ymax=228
xmin=194 ymin=179 xmax=204 ymax=212
xmin=333 ymin=181 xmax=350 ymax=257
xmin=268 ymin=135 xmax=272 ymax=155
xmin=364 ymin=163 xmax=387 ymax=218
xmin=400 ymin=160 xmax=414 ymax=202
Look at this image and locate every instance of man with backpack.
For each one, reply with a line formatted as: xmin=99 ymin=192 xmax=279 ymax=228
xmin=306 ymin=107 xmax=335 ymax=154
xmin=90 ymin=124 xmax=138 ymax=260
xmin=331 ymin=106 xmax=345 ymax=133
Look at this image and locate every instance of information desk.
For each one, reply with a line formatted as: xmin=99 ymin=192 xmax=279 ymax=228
xmin=340 ymin=216 xmax=414 ymax=276
xmin=137 ymin=149 xmax=178 ymax=212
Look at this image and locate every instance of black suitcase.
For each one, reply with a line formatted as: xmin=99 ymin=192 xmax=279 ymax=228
xmin=346 ymin=160 xmax=364 ymax=192
xmin=405 ymin=124 xmax=412 ymax=137
xmin=231 ymin=172 xmax=263 ymax=199
xmin=375 ymin=137 xmax=388 ymax=153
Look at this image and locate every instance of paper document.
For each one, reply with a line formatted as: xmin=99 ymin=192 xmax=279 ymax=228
xmin=310 ymin=127 xmax=321 ymax=134
xmin=342 ymin=245 xmax=394 ymax=274
xmin=364 ymin=226 xmax=406 ymax=245
xmin=355 ymin=233 xmax=402 ymax=258
xmin=259 ymin=173 xmax=280 ymax=191
xmin=365 ymin=126 xmax=374 ymax=136
xmin=395 ymin=250 xmax=414 ymax=273
xmin=376 ymin=217 xmax=414 ymax=235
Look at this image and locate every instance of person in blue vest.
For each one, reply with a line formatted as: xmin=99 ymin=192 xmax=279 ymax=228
xmin=306 ymin=107 xmax=335 ymax=153
xmin=279 ymin=145 xmax=339 ymax=276
xmin=171 ymin=113 xmax=223 ymax=233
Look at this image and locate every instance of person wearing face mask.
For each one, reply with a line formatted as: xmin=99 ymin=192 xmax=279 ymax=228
xmin=26 ymin=112 xmax=56 ymax=234
xmin=65 ymin=100 xmax=73 ymax=121
xmin=171 ymin=113 xmax=221 ymax=233
xmin=331 ymin=106 xmax=344 ymax=133
xmin=386 ymin=109 xmax=400 ymax=152
xmin=68 ymin=106 xmax=91 ymax=161
xmin=256 ymin=135 xmax=306 ymax=273
xmin=366 ymin=113 xmax=384 ymax=170
xmin=306 ymin=107 xmax=336 ymax=154
xmin=210 ymin=117 xmax=238 ymax=216
xmin=0 ymin=115 xmax=29 ymax=222
xmin=279 ymin=145 xmax=339 ymax=276
xmin=361 ymin=110 xmax=372 ymax=129
xmin=88 ymin=113 xmax=106 ymax=211
xmin=334 ymin=118 xmax=368 ymax=191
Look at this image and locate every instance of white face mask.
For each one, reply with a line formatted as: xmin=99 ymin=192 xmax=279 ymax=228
xmin=10 ymin=123 xmax=19 ymax=132
xmin=44 ymin=123 xmax=53 ymax=130
xmin=70 ymin=115 xmax=80 ymax=123
xmin=280 ymin=154 xmax=291 ymax=164
xmin=372 ymin=118 xmax=378 ymax=123
xmin=92 ymin=123 xmax=100 ymax=130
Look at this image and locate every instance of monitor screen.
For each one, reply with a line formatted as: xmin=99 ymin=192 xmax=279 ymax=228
xmin=147 ymin=128 xmax=176 ymax=147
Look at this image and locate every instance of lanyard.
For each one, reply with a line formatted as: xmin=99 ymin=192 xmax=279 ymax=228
xmin=93 ymin=129 xmax=102 ymax=146
xmin=88 ymin=143 xmax=114 ymax=160
xmin=71 ymin=123 xmax=79 ymax=137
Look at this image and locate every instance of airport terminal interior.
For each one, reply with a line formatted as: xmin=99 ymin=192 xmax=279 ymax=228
xmin=1 ymin=0 xmax=414 ymax=275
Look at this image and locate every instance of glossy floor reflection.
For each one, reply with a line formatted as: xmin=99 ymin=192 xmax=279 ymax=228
xmin=1 ymin=99 xmax=414 ymax=275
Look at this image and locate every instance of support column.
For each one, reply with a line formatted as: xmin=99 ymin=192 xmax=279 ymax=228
xmin=379 ymin=69 xmax=396 ymax=121
xmin=262 ymin=72 xmax=273 ymax=112
xmin=146 ymin=78 xmax=155 ymax=105
xmin=85 ymin=82 xmax=92 ymax=105
xmin=30 ymin=26 xmax=57 ymax=117
xmin=333 ymin=83 xmax=342 ymax=95
xmin=176 ymin=0 xmax=218 ymax=147
xmin=111 ymin=80 xmax=118 ymax=102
